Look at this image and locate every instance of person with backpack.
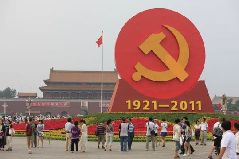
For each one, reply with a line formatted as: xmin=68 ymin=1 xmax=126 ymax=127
xmin=119 ymin=117 xmax=129 ymax=152
xmin=208 ymin=117 xmax=224 ymax=159
xmin=145 ymin=117 xmax=156 ymax=151
xmin=70 ymin=121 xmax=80 ymax=152
xmin=180 ymin=117 xmax=195 ymax=155
xmin=26 ymin=117 xmax=35 ymax=154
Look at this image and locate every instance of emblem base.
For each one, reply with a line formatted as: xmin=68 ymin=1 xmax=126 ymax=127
xmin=108 ymin=79 xmax=214 ymax=113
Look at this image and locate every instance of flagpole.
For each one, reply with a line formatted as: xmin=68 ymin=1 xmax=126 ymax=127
xmin=100 ymin=30 xmax=104 ymax=113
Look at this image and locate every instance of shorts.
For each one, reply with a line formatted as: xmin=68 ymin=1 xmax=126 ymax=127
xmin=175 ymin=141 xmax=180 ymax=151
xmin=160 ymin=132 xmax=167 ymax=137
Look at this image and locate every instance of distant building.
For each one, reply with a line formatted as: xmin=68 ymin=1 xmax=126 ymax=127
xmin=212 ymin=95 xmax=239 ymax=114
xmin=39 ymin=68 xmax=118 ymax=100
xmin=17 ymin=92 xmax=37 ymax=99
xmin=0 ymin=68 xmax=119 ymax=116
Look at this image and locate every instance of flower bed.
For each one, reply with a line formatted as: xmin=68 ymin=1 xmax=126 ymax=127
xmin=13 ymin=117 xmax=81 ymax=130
xmin=13 ymin=113 xmax=239 ymax=142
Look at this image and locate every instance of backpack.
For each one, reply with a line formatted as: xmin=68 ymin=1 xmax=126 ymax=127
xmin=213 ymin=126 xmax=223 ymax=137
xmin=26 ymin=124 xmax=33 ymax=136
xmin=71 ymin=127 xmax=80 ymax=137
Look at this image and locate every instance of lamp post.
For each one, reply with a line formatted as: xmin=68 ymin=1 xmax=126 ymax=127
xmin=26 ymin=98 xmax=32 ymax=116
xmin=2 ymin=102 xmax=8 ymax=116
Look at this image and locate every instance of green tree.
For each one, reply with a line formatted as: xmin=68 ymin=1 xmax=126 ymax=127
xmin=0 ymin=87 xmax=17 ymax=98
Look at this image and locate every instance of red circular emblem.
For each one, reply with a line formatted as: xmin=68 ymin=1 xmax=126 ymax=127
xmin=115 ymin=8 xmax=205 ymax=99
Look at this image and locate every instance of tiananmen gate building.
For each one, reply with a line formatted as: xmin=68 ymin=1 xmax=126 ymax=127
xmin=39 ymin=68 xmax=118 ymax=100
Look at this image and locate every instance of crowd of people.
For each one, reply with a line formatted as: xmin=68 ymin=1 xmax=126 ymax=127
xmin=5 ymin=113 xmax=70 ymax=124
xmin=0 ymin=117 xmax=15 ymax=151
xmin=172 ymin=117 xmax=239 ymax=159
xmin=65 ymin=118 xmax=87 ymax=152
xmin=1 ymin=115 xmax=239 ymax=159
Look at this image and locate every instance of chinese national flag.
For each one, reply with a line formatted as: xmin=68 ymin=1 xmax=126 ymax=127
xmin=96 ymin=35 xmax=103 ymax=47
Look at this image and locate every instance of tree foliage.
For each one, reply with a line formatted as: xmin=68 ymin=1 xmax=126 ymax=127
xmin=0 ymin=87 xmax=17 ymax=98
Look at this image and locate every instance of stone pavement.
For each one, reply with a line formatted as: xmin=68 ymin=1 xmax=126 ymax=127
xmin=0 ymin=137 xmax=216 ymax=159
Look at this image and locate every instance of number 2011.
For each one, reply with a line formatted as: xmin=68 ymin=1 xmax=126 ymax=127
xmin=170 ymin=101 xmax=202 ymax=111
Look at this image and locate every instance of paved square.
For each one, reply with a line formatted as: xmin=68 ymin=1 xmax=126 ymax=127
xmin=1 ymin=137 xmax=215 ymax=159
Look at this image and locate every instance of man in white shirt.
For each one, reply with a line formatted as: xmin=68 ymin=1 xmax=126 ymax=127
xmin=65 ymin=118 xmax=73 ymax=151
xmin=145 ymin=117 xmax=156 ymax=151
xmin=200 ymin=118 xmax=208 ymax=145
xmin=218 ymin=120 xmax=237 ymax=159
xmin=119 ymin=118 xmax=129 ymax=152
xmin=234 ymin=123 xmax=239 ymax=156
xmin=173 ymin=118 xmax=181 ymax=159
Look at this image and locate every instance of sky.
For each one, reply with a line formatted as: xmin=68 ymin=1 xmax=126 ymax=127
xmin=0 ymin=0 xmax=239 ymax=98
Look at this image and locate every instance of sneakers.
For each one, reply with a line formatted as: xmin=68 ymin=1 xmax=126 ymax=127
xmin=28 ymin=150 xmax=32 ymax=154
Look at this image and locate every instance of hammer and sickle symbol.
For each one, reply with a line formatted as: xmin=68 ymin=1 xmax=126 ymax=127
xmin=132 ymin=25 xmax=189 ymax=82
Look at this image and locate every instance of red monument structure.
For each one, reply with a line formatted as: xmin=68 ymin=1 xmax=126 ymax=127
xmin=109 ymin=8 xmax=214 ymax=113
